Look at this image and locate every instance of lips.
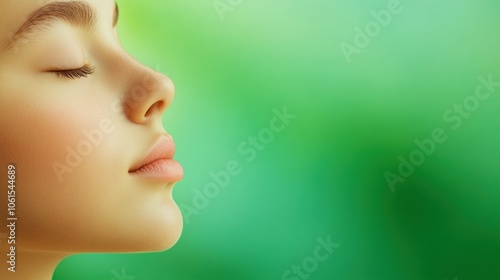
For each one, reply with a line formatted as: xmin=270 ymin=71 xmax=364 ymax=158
xmin=129 ymin=136 xmax=184 ymax=182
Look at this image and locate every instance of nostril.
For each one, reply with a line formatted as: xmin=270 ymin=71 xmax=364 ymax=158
xmin=145 ymin=100 xmax=165 ymax=118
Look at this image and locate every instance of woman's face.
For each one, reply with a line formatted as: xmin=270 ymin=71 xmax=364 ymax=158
xmin=0 ymin=0 xmax=184 ymax=253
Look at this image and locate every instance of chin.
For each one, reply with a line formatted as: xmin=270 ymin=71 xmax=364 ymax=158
xmin=156 ymin=221 xmax=183 ymax=252
xmin=144 ymin=202 xmax=184 ymax=252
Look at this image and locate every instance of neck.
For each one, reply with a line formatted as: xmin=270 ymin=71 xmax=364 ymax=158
xmin=0 ymin=250 xmax=68 ymax=280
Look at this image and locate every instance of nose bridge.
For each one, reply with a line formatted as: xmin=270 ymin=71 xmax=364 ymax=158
xmin=117 ymin=52 xmax=175 ymax=125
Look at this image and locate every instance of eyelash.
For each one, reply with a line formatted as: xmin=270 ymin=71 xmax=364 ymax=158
xmin=54 ymin=65 xmax=95 ymax=79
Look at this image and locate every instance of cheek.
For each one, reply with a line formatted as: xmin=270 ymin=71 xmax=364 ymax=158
xmin=3 ymin=92 xmax=110 ymax=187
xmin=1 ymin=85 xmax=182 ymax=252
xmin=2 ymin=96 xmax=88 ymax=186
xmin=0 ymin=88 xmax=121 ymax=245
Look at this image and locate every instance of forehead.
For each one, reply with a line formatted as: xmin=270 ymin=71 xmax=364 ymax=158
xmin=0 ymin=0 xmax=114 ymax=52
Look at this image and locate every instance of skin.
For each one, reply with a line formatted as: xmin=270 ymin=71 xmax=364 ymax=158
xmin=0 ymin=0 xmax=183 ymax=279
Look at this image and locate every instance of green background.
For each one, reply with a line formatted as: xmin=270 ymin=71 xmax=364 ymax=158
xmin=53 ymin=0 xmax=500 ymax=279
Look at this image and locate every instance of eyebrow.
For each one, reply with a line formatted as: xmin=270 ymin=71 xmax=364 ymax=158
xmin=4 ymin=1 xmax=118 ymax=52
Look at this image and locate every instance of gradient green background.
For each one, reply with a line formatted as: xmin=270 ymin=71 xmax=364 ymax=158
xmin=53 ymin=0 xmax=500 ymax=279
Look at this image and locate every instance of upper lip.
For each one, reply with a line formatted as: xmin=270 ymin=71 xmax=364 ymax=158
xmin=129 ymin=135 xmax=176 ymax=173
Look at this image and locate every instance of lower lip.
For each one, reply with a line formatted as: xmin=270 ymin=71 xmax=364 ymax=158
xmin=129 ymin=159 xmax=184 ymax=182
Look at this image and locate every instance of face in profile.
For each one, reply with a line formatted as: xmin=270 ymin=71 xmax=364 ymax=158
xmin=0 ymin=0 xmax=184 ymax=269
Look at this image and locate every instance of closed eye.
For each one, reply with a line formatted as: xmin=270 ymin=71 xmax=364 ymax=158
xmin=53 ymin=65 xmax=95 ymax=79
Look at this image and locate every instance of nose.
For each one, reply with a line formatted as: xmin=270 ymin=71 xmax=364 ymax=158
xmin=122 ymin=62 xmax=175 ymax=125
